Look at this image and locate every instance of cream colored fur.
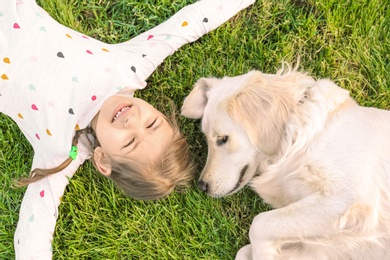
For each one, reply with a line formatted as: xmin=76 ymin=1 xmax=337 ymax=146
xmin=181 ymin=67 xmax=390 ymax=259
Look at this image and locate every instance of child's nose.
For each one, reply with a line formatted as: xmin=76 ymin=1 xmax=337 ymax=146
xmin=124 ymin=117 xmax=129 ymax=127
xmin=123 ymin=115 xmax=149 ymax=134
xmin=123 ymin=114 xmax=134 ymax=128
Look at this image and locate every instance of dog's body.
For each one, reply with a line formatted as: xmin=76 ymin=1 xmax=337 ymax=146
xmin=181 ymin=68 xmax=390 ymax=259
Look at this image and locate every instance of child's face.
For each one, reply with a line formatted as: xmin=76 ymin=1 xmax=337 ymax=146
xmin=91 ymin=95 xmax=174 ymax=165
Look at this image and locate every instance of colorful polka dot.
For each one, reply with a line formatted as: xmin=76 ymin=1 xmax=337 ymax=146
xmin=13 ymin=23 xmax=20 ymax=29
xmin=46 ymin=129 xmax=52 ymax=136
xmin=35 ymin=133 xmax=40 ymax=140
xmin=91 ymin=95 xmax=96 ymax=101
xmin=68 ymin=108 xmax=74 ymax=115
xmin=57 ymin=52 xmax=64 ymax=58
xmin=31 ymin=104 xmax=38 ymax=110
xmin=40 ymin=190 xmax=45 ymax=197
xmin=182 ymin=21 xmax=188 ymax=27
xmin=75 ymin=124 xmax=80 ymax=130
xmin=102 ymin=48 xmax=109 ymax=52
xmin=18 ymin=113 xmax=24 ymax=119
xmin=1 ymin=74 xmax=8 ymax=80
xmin=86 ymin=50 xmax=93 ymax=55
xmin=147 ymin=35 xmax=154 ymax=40
xmin=3 ymin=57 xmax=10 ymax=63
xmin=66 ymin=34 xmax=72 ymax=39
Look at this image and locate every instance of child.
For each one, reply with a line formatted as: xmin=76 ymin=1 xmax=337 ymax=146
xmin=0 ymin=0 xmax=255 ymax=258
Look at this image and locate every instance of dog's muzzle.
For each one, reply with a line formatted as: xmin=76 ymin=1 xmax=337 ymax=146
xmin=228 ymin=165 xmax=248 ymax=194
xmin=197 ymin=164 xmax=249 ymax=194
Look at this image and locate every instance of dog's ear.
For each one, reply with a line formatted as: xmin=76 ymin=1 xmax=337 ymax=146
xmin=181 ymin=77 xmax=220 ymax=119
xmin=227 ymin=71 xmax=293 ymax=155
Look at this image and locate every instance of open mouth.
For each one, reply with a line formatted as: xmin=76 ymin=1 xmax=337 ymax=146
xmin=112 ymin=105 xmax=132 ymax=122
xmin=227 ymin=164 xmax=249 ymax=195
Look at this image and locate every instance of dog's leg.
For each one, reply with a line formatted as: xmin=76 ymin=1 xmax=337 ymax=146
xmin=247 ymin=195 xmax=347 ymax=259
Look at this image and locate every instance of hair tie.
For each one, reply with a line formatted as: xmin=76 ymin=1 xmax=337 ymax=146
xmin=69 ymin=146 xmax=78 ymax=160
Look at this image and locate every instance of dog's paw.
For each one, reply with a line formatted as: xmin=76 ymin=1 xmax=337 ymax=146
xmin=235 ymin=244 xmax=252 ymax=260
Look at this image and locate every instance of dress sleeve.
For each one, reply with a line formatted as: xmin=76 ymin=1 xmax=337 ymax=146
xmin=14 ymin=139 xmax=90 ymax=259
xmin=116 ymin=0 xmax=256 ymax=80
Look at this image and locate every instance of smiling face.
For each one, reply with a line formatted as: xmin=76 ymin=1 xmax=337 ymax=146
xmin=91 ymin=93 xmax=174 ymax=174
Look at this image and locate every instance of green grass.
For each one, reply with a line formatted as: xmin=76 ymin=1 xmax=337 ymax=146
xmin=1 ymin=0 xmax=389 ymax=259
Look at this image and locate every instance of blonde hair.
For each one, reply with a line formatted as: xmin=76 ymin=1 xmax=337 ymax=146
xmin=104 ymin=130 xmax=194 ymax=200
xmin=17 ymin=102 xmax=195 ymax=200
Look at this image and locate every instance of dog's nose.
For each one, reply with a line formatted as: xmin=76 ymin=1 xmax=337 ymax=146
xmin=197 ymin=180 xmax=208 ymax=192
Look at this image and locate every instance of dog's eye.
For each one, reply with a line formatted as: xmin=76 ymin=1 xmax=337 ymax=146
xmin=217 ymin=136 xmax=228 ymax=146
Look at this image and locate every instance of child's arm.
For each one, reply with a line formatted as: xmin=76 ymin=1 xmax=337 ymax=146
xmin=14 ymin=136 xmax=89 ymax=259
xmin=14 ymin=164 xmax=82 ymax=259
xmin=14 ymin=139 xmax=90 ymax=259
xmin=117 ymin=0 xmax=256 ymax=81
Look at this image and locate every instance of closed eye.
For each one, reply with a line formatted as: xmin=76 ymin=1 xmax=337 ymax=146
xmin=147 ymin=118 xmax=157 ymax=128
xmin=124 ymin=137 xmax=135 ymax=148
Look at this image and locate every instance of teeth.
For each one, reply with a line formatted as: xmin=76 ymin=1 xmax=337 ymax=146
xmin=113 ymin=106 xmax=130 ymax=122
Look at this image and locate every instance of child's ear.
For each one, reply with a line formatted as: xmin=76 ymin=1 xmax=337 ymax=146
xmin=93 ymin=147 xmax=112 ymax=176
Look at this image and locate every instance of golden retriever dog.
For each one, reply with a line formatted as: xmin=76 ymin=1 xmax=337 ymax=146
xmin=181 ymin=66 xmax=390 ymax=260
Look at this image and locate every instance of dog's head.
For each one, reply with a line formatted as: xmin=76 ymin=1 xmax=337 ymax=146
xmin=181 ymin=70 xmax=299 ymax=197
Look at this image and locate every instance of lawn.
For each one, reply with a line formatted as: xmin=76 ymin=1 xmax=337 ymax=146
xmin=1 ymin=0 xmax=389 ymax=259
